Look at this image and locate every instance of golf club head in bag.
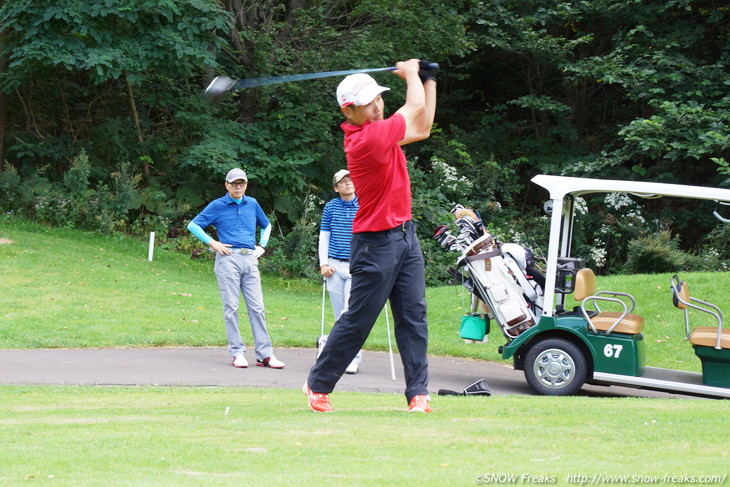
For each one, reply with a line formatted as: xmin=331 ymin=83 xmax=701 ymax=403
xmin=437 ymin=379 xmax=491 ymax=396
xmin=454 ymin=216 xmax=483 ymax=248
xmin=451 ymin=204 xmax=479 ymax=221
xmin=433 ymin=224 xmax=458 ymax=251
xmin=432 ymin=204 xmax=486 ymax=253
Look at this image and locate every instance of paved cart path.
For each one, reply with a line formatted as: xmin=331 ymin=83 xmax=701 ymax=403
xmin=0 ymin=347 xmax=700 ymax=399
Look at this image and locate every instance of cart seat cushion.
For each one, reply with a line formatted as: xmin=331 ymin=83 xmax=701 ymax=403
xmin=590 ymin=312 xmax=645 ymax=335
xmin=573 ymin=268 xmax=596 ymax=301
xmin=673 ymin=281 xmax=690 ymax=310
xmin=690 ymin=327 xmax=730 ymax=349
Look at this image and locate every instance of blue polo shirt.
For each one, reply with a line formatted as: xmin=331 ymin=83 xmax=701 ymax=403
xmin=191 ymin=194 xmax=269 ymax=249
xmin=320 ymin=196 xmax=358 ymax=260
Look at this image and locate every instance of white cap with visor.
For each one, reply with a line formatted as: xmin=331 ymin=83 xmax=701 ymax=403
xmin=336 ymin=73 xmax=390 ymax=108
xmin=225 ymin=168 xmax=247 ymax=182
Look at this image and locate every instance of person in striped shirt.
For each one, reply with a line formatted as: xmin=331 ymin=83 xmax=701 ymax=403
xmin=318 ymin=169 xmax=362 ymax=374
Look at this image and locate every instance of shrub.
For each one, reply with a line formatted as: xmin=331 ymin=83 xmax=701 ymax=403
xmin=14 ymin=153 xmax=143 ymax=234
xmin=1 ymin=163 xmax=53 ymax=217
xmin=421 ymin=233 xmax=460 ymax=287
xmin=261 ymin=217 xmax=319 ymax=280
xmin=702 ymin=224 xmax=730 ymax=266
xmin=683 ymin=223 xmax=730 ymax=272
xmin=624 ymin=230 xmax=687 ymax=274
xmin=0 ymin=162 xmax=23 ymax=212
xmin=163 ymin=234 xmax=216 ymax=263
xmin=684 ymin=248 xmax=725 ymax=272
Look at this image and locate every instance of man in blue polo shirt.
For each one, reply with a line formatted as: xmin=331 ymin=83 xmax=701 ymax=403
xmin=318 ymin=169 xmax=361 ymax=374
xmin=187 ymin=168 xmax=285 ymax=369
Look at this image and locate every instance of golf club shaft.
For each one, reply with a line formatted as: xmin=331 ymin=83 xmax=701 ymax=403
xmin=320 ymin=278 xmax=326 ymax=337
xmin=384 ymin=303 xmax=396 ymax=381
xmin=233 ymin=67 xmax=393 ymax=90
xmin=232 ymin=62 xmax=438 ymax=90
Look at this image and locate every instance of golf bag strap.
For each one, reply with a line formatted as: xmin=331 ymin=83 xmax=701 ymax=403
xmin=466 ymin=249 xmax=501 ymax=263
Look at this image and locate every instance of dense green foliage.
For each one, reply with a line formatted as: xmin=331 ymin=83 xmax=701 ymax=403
xmin=1 ymin=0 xmax=728 ymax=278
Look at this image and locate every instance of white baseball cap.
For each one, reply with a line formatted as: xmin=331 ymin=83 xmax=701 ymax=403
xmin=225 ymin=168 xmax=247 ymax=182
xmin=333 ymin=169 xmax=350 ymax=185
xmin=336 ymin=73 xmax=390 ymax=107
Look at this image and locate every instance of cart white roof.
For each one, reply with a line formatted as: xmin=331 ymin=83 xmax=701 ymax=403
xmin=532 ymin=174 xmax=730 ymax=203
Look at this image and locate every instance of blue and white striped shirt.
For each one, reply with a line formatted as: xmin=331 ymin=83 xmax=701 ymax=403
xmin=320 ymin=197 xmax=358 ymax=260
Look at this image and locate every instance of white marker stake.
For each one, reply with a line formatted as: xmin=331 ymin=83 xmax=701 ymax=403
xmin=148 ymin=232 xmax=155 ymax=262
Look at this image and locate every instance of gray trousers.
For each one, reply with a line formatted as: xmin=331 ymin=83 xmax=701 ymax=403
xmin=214 ymin=253 xmax=273 ymax=360
xmin=309 ymin=221 xmax=429 ymax=402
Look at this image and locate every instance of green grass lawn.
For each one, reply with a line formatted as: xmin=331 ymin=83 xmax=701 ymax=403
xmin=2 ymin=218 xmax=730 ymax=486
xmin=1 ymin=386 xmax=728 ymax=486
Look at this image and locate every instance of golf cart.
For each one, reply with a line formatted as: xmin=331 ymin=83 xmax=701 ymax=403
xmin=436 ymin=175 xmax=730 ymax=397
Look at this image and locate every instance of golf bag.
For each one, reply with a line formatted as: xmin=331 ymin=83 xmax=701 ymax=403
xmin=434 ymin=205 xmax=544 ymax=339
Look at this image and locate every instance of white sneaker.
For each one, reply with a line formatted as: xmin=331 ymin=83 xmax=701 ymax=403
xmin=232 ymin=354 xmax=248 ymax=368
xmin=345 ymin=361 xmax=359 ymax=374
xmin=257 ymin=356 xmax=285 ymax=369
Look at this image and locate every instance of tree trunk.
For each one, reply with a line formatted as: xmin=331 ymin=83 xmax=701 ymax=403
xmin=0 ymin=31 xmax=6 ymax=166
xmin=0 ymin=91 xmax=6 ymax=166
xmin=223 ymin=0 xmax=309 ymax=123
xmin=124 ymin=70 xmax=148 ymax=176
xmin=526 ymin=57 xmax=550 ymax=140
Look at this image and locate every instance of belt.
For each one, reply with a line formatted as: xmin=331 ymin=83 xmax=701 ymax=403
xmin=330 ymin=257 xmax=349 ymax=262
xmin=385 ymin=221 xmax=412 ymax=233
xmin=230 ymin=248 xmax=255 ymax=255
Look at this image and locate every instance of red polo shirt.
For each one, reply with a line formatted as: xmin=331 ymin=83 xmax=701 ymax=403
xmin=341 ymin=113 xmax=412 ymax=233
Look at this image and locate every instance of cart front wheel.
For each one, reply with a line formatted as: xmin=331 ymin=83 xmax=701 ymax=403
xmin=524 ymin=338 xmax=587 ymax=396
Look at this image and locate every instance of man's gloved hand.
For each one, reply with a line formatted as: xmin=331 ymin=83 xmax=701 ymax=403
xmin=254 ymin=245 xmax=265 ymax=259
xmin=418 ymin=60 xmax=438 ymax=83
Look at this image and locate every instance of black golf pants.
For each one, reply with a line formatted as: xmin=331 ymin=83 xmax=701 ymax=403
xmin=307 ymin=221 xmax=429 ymax=402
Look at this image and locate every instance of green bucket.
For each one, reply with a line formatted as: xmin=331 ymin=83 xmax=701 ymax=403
xmin=459 ymin=313 xmax=488 ymax=341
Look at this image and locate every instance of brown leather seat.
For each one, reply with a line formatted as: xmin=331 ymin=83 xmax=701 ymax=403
xmin=672 ymin=277 xmax=729 ymax=350
xmin=690 ymin=327 xmax=730 ymax=349
xmin=574 ymin=268 xmax=645 ymax=335
xmin=587 ymin=312 xmax=645 ymax=335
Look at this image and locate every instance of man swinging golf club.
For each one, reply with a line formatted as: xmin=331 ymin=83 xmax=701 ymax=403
xmin=304 ymin=59 xmax=437 ymax=413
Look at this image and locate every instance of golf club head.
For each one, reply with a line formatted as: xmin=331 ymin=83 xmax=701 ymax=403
xmin=463 ymin=379 xmax=491 ymax=396
xmin=316 ymin=334 xmax=328 ymax=359
xmin=438 ymin=379 xmax=491 ymax=397
xmin=204 ymin=76 xmax=236 ymax=103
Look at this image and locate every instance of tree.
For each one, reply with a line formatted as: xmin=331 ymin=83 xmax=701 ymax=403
xmin=560 ymin=0 xmax=729 ymax=183
xmin=181 ymin=0 xmax=472 ymax=222
xmin=1 ymin=0 xmax=726 ymax=276
xmin=0 ymin=0 xmax=229 ymax=176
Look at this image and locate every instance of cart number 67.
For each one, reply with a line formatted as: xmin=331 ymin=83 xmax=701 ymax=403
xmin=604 ymin=344 xmax=623 ymax=358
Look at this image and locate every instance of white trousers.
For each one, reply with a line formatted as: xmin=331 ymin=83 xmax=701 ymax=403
xmin=326 ymin=258 xmax=361 ymax=365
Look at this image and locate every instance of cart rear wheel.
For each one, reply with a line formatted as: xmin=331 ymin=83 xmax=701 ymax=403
xmin=524 ymin=338 xmax=587 ymax=396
